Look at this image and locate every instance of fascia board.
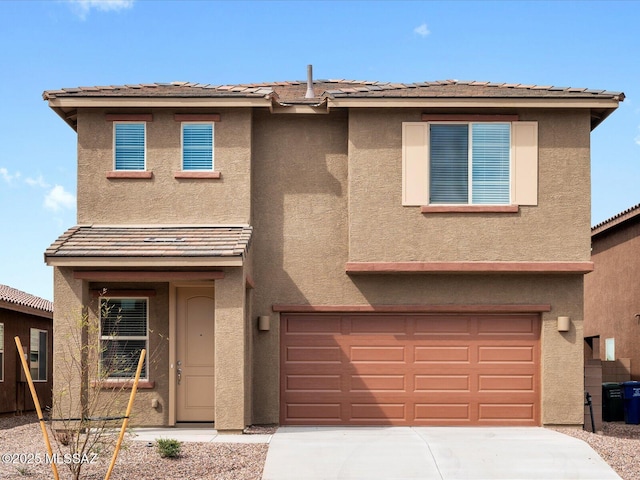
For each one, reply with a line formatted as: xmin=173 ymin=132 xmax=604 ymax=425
xmin=47 ymin=96 xmax=272 ymax=108
xmin=327 ymin=97 xmax=621 ymax=109
xmin=45 ymin=256 xmax=244 ymax=268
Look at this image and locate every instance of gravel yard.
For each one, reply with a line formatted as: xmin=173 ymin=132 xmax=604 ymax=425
xmin=2 ymin=413 xmax=640 ymax=479
xmin=0 ymin=414 xmax=269 ymax=480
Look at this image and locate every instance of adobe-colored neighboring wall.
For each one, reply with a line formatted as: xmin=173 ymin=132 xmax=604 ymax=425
xmin=0 ymin=309 xmax=53 ymax=414
xmin=585 ymin=220 xmax=640 ymax=380
xmin=76 ymin=108 xmax=252 ymax=225
xmin=250 ymin=108 xmax=588 ymax=426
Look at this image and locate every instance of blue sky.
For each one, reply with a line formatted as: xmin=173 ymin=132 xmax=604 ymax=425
xmin=1 ymin=0 xmax=639 ymax=300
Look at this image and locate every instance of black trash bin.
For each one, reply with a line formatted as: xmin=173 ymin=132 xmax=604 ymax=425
xmin=623 ymin=381 xmax=640 ymax=425
xmin=602 ymin=382 xmax=624 ymax=421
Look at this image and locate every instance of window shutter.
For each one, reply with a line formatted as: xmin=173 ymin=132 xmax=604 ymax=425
xmin=115 ymin=123 xmax=145 ymax=170
xmin=430 ymin=124 xmax=469 ymax=204
xmin=183 ymin=123 xmax=213 ymax=170
xmin=512 ymin=122 xmax=538 ymax=206
xmin=402 ymin=123 xmax=429 ymax=206
xmin=472 ymin=123 xmax=510 ymax=204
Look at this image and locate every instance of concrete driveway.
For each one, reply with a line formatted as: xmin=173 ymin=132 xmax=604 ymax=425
xmin=261 ymin=426 xmax=620 ymax=480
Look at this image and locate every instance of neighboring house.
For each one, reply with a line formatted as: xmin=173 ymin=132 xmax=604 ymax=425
xmin=585 ymin=203 xmax=640 ymax=381
xmin=42 ymin=74 xmax=623 ymax=432
xmin=0 ymin=285 xmax=53 ymax=414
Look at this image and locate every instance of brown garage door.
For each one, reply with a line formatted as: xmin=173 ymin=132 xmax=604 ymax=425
xmin=281 ymin=313 xmax=540 ymax=426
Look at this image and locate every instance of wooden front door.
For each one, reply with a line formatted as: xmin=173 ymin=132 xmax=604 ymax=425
xmin=176 ymin=287 xmax=215 ymax=422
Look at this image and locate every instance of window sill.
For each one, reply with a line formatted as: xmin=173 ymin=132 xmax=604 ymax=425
xmin=421 ymin=205 xmax=519 ymax=213
xmin=91 ymin=380 xmax=155 ymax=390
xmin=174 ymin=171 xmax=221 ymax=179
xmin=106 ymin=171 xmax=153 ymax=179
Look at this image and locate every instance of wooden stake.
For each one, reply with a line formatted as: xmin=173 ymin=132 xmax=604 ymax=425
xmin=14 ymin=336 xmax=60 ymax=480
xmin=104 ymin=348 xmax=146 ymax=480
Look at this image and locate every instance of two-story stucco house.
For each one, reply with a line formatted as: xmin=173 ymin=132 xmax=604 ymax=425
xmin=43 ymin=74 xmax=623 ymax=432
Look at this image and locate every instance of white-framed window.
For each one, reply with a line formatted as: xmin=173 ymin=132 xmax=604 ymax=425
xmin=114 ymin=122 xmax=146 ymax=171
xmin=100 ymin=298 xmax=148 ymax=379
xmin=0 ymin=323 xmax=4 ymax=382
xmin=605 ymin=337 xmax=615 ymax=361
xmin=182 ymin=122 xmax=214 ymax=171
xmin=402 ymin=121 xmax=538 ymax=207
xmin=29 ymin=328 xmax=48 ymax=382
xmin=430 ymin=122 xmax=510 ymax=205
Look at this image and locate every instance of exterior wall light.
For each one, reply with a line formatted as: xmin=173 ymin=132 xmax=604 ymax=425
xmin=557 ymin=316 xmax=570 ymax=332
xmin=258 ymin=315 xmax=270 ymax=331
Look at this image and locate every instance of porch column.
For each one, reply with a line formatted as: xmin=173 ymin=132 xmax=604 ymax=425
xmin=214 ymin=268 xmax=246 ymax=432
xmin=52 ymin=267 xmax=90 ymax=421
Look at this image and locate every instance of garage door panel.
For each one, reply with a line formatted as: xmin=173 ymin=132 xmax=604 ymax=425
xmin=478 ymin=375 xmax=535 ymax=392
xmin=351 ymin=403 xmax=406 ymax=421
xmin=285 ymin=346 xmax=342 ymax=363
xmin=478 ymin=346 xmax=535 ymax=363
xmin=349 ymin=316 xmax=408 ymax=335
xmin=415 ymin=374 xmax=470 ymax=392
xmin=285 ymin=374 xmax=342 ymax=392
xmin=477 ymin=316 xmax=537 ymax=336
xmin=350 ymin=374 xmax=406 ymax=392
xmin=414 ymin=316 xmax=472 ymax=335
xmin=285 ymin=315 xmax=342 ymax=334
xmin=350 ymin=346 xmax=406 ymax=362
xmin=415 ymin=346 xmax=470 ymax=363
xmin=415 ymin=403 xmax=471 ymax=421
xmin=478 ymin=403 xmax=535 ymax=421
xmin=281 ymin=313 xmax=540 ymax=426
xmin=285 ymin=403 xmax=342 ymax=422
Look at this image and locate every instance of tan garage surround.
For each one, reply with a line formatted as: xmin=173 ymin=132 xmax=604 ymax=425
xmin=281 ymin=313 xmax=540 ymax=426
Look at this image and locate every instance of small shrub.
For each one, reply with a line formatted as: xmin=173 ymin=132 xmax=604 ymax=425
xmin=156 ymin=438 xmax=181 ymax=458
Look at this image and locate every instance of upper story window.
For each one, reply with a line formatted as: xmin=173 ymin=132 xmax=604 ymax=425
xmin=100 ymin=298 xmax=148 ymax=379
xmin=402 ymin=119 xmax=538 ymax=210
xmin=114 ymin=122 xmax=146 ymax=171
xmin=430 ymin=123 xmax=510 ymax=205
xmin=182 ymin=123 xmax=214 ymax=171
xmin=29 ymin=328 xmax=48 ymax=382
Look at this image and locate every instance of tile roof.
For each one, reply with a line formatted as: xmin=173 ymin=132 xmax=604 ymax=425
xmin=45 ymin=225 xmax=252 ymax=258
xmin=0 ymin=284 xmax=53 ymax=314
xmin=43 ymin=79 xmax=624 ymax=102
xmin=592 ymin=203 xmax=640 ymax=237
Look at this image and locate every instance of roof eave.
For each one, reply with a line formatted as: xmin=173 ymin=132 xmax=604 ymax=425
xmin=0 ymin=299 xmax=53 ymax=320
xmin=45 ymin=256 xmax=245 ymax=268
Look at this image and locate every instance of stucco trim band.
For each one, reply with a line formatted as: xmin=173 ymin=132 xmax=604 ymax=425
xmin=173 ymin=171 xmax=221 ymax=179
xmin=421 ymin=114 xmax=520 ymax=122
xmin=272 ymin=304 xmax=552 ymax=313
xmin=345 ymin=261 xmax=594 ymax=274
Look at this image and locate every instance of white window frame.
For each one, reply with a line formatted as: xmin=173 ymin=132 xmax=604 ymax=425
xmin=181 ymin=122 xmax=214 ymax=171
xmin=402 ymin=121 xmax=538 ymax=207
xmin=428 ymin=121 xmax=511 ymax=206
xmin=0 ymin=323 xmax=4 ymax=382
xmin=29 ymin=328 xmax=48 ymax=382
xmin=605 ymin=337 xmax=615 ymax=361
xmin=113 ymin=121 xmax=147 ymax=171
xmin=99 ymin=297 xmax=149 ymax=380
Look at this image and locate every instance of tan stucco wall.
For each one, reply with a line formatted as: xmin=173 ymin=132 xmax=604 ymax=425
xmin=250 ymin=108 xmax=589 ymax=426
xmin=348 ymin=109 xmax=592 ymax=262
xmin=585 ymin=221 xmax=640 ymax=380
xmin=76 ymin=108 xmax=252 ymax=224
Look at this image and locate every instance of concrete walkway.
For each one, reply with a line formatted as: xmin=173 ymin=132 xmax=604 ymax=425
xmin=261 ymin=426 xmax=620 ymax=480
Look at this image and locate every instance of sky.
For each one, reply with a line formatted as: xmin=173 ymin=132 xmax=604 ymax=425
xmin=1 ymin=0 xmax=639 ymax=301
